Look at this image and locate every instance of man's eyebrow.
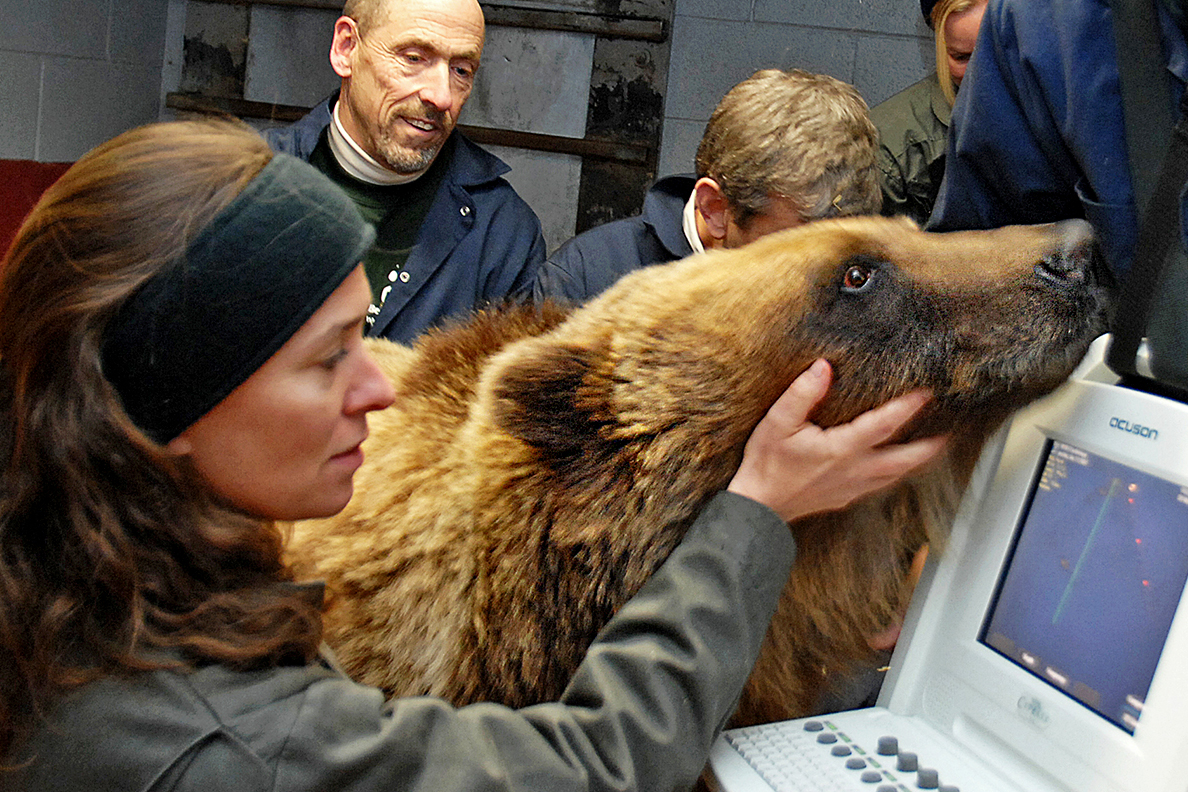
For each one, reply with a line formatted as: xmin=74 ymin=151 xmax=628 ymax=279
xmin=394 ymin=36 xmax=481 ymax=62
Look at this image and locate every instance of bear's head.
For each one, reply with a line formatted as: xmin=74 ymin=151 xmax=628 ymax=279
xmin=488 ymin=216 xmax=1113 ymax=510
xmin=291 ymin=216 xmax=1115 ymax=716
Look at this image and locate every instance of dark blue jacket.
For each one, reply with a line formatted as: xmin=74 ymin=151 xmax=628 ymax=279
xmin=534 ymin=174 xmax=696 ymax=304
xmin=928 ymin=0 xmax=1187 ymax=280
xmin=265 ymin=95 xmax=546 ymax=343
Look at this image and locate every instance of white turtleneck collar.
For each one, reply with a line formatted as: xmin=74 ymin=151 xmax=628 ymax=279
xmin=328 ymin=102 xmax=426 ymax=186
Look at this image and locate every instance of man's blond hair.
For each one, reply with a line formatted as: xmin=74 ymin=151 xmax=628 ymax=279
xmin=694 ymin=69 xmax=881 ymax=228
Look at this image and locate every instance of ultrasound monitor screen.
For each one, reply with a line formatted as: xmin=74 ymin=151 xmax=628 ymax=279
xmin=981 ymin=440 xmax=1188 ymax=733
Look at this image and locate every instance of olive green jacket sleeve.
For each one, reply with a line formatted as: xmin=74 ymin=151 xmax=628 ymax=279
xmin=870 ymin=72 xmax=952 ymax=227
xmin=11 ymin=492 xmax=794 ymax=792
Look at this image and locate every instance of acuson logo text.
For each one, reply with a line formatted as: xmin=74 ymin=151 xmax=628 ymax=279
xmin=1109 ymin=417 xmax=1159 ymax=440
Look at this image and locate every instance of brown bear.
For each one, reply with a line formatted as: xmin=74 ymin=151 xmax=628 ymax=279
xmin=286 ymin=215 xmax=1112 ymax=727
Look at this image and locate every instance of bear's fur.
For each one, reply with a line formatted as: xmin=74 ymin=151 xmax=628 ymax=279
xmin=287 ymin=216 xmax=1112 ymax=725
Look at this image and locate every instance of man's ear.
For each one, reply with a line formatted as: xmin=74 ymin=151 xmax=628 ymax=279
xmin=693 ymin=177 xmax=730 ymax=247
xmin=329 ymin=16 xmax=359 ymax=78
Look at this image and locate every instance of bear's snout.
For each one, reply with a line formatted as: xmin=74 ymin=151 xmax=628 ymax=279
xmin=1035 ymin=218 xmax=1113 ymax=296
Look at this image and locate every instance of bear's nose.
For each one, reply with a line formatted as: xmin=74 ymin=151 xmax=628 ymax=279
xmin=1035 ymin=219 xmax=1109 ymax=290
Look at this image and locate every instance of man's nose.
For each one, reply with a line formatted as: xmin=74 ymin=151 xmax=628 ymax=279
xmin=417 ymin=61 xmax=454 ymax=111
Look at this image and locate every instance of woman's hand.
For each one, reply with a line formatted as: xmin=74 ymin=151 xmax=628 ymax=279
xmin=727 ymin=359 xmax=947 ymax=523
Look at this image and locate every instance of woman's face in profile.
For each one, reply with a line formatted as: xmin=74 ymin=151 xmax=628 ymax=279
xmin=168 ymin=266 xmax=396 ymax=521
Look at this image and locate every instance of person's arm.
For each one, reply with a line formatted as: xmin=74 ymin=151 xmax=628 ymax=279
xmin=532 ymin=241 xmax=589 ymax=305
xmin=178 ymin=362 xmax=945 ymax=792
xmin=479 ymin=186 xmax=547 ymax=304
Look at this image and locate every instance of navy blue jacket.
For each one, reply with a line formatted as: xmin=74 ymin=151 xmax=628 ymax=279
xmin=265 ymin=95 xmax=546 ymax=343
xmin=928 ymin=0 xmax=1187 ymax=280
xmin=534 ymin=175 xmax=696 ymax=304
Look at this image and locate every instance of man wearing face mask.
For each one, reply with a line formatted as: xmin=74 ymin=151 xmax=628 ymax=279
xmin=266 ymin=0 xmax=546 ymax=344
xmin=927 ymin=0 xmax=1187 ymax=283
xmin=533 ymin=69 xmax=882 ymax=305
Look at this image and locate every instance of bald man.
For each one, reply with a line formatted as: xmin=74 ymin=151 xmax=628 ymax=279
xmin=266 ymin=0 xmax=546 ymax=343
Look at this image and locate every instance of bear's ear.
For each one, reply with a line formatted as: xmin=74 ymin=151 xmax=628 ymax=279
xmin=489 ymin=339 xmax=611 ymax=461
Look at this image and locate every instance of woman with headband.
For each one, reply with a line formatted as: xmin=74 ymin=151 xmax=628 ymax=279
xmin=0 ymin=119 xmax=943 ymax=790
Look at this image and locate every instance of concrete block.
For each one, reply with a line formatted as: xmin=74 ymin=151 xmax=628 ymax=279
xmin=754 ymin=0 xmax=925 ymax=37
xmin=483 ymin=143 xmax=582 ymax=255
xmin=656 ymin=117 xmax=703 ymax=179
xmin=111 ymin=0 xmax=170 ymax=65
xmin=665 ymin=16 xmax=857 ymax=121
xmin=38 ymin=57 xmax=162 ymax=161
xmin=0 ymin=1 xmax=108 ymax=60
xmin=674 ymin=0 xmax=752 ymax=22
xmin=0 ymin=51 xmax=41 ymax=160
xmin=463 ymin=27 xmax=593 ymax=138
xmin=245 ymin=5 xmax=340 ymax=108
xmin=854 ymin=34 xmax=933 ymax=108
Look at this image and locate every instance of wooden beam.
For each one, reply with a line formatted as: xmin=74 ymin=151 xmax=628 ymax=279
xmin=197 ymin=0 xmax=666 ymax=41
xmin=481 ymin=5 xmax=665 ymax=41
xmin=164 ymin=92 xmax=654 ymax=166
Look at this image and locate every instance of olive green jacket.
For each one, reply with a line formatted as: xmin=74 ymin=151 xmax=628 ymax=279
xmin=871 ymin=72 xmax=952 ymax=227
xmin=9 ymin=492 xmax=794 ymax=792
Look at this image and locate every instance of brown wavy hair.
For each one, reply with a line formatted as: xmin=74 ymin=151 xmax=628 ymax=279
xmin=0 ymin=119 xmax=323 ymax=764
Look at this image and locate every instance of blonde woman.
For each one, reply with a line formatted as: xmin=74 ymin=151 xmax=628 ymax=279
xmin=869 ymin=0 xmax=989 ymax=225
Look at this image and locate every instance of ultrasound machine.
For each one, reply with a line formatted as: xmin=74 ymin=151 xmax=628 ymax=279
xmin=709 ymin=333 xmax=1188 ymax=792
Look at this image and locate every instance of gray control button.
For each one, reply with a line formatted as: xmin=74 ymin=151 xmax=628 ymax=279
xmin=803 ymin=721 xmax=825 ymax=732
xmin=817 ymin=732 xmax=838 ymax=744
xmin=917 ymin=767 xmax=940 ymax=789
xmin=897 ymin=751 xmax=918 ymax=772
xmin=877 ymin=736 xmax=899 ymax=755
xmin=832 ymin=745 xmax=852 ymax=756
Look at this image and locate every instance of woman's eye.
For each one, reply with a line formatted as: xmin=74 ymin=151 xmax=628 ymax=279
xmin=321 ymin=349 xmax=349 ymax=371
xmin=843 ymin=264 xmax=874 ymax=291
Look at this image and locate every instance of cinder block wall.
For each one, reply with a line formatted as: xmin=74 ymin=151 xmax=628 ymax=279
xmin=0 ymin=0 xmax=931 ymax=222
xmin=0 ymin=0 xmax=179 ymax=161
xmin=657 ymin=0 xmax=933 ymax=177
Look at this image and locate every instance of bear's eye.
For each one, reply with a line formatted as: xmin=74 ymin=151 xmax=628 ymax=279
xmin=842 ymin=263 xmax=876 ymax=292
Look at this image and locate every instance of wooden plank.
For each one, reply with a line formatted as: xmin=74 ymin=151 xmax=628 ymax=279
xmin=197 ymin=0 xmax=666 ymax=40
xmin=482 ymin=6 xmax=665 ymax=41
xmin=164 ymin=92 xmax=653 ymax=165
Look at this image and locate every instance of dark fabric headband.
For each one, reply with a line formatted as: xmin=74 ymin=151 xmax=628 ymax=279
xmin=102 ymin=153 xmax=376 ymax=443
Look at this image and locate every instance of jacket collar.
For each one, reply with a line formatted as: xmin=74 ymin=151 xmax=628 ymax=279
xmin=300 ymin=92 xmax=512 ymax=188
xmin=644 ymin=174 xmax=698 ymax=259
